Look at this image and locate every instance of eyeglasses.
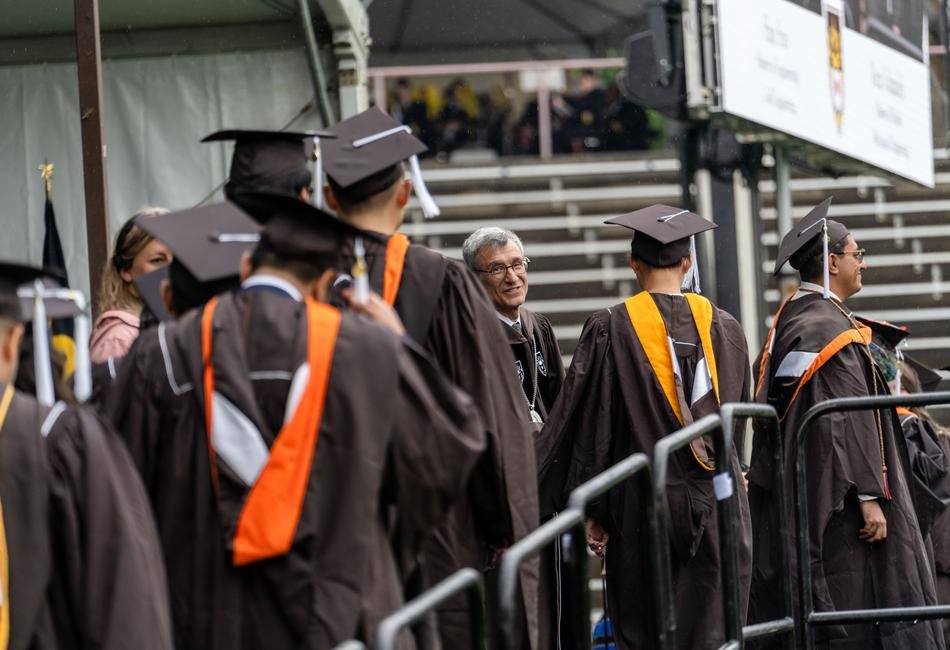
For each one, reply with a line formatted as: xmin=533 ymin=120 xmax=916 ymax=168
xmin=833 ymin=248 xmax=867 ymax=262
xmin=475 ymin=257 xmax=531 ymax=279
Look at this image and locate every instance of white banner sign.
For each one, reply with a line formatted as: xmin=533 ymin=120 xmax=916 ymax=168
xmin=716 ymin=0 xmax=933 ymax=187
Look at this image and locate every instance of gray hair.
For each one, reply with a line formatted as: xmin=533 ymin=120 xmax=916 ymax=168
xmin=461 ymin=227 xmax=525 ymax=270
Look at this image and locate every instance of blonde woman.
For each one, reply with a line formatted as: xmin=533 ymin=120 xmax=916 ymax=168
xmin=89 ymin=208 xmax=172 ymax=362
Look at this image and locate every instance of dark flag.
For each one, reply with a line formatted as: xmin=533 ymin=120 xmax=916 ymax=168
xmin=40 ymin=164 xmax=73 ymax=338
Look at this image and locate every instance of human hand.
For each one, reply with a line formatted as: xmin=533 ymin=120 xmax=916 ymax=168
xmin=341 ymin=289 xmax=406 ymax=337
xmin=586 ymin=518 xmax=609 ymax=558
xmin=858 ymin=500 xmax=887 ymax=542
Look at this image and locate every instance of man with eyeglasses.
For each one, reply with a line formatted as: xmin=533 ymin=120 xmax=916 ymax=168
xmin=748 ymin=198 xmax=943 ymax=648
xmin=463 ymin=228 xmax=565 ymax=426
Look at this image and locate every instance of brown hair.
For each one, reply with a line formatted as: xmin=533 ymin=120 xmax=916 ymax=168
xmin=96 ymin=207 xmax=169 ymax=316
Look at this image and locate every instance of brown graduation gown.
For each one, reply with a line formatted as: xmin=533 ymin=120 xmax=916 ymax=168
xmin=0 ymin=384 xmax=173 ymax=650
xmin=339 ymin=233 xmax=541 ymax=650
xmin=537 ymin=292 xmax=753 ymax=650
xmin=749 ymin=291 xmax=944 ymax=649
xmin=107 ymin=288 xmax=484 ymax=649
xmin=895 ymin=409 xmax=950 ymax=539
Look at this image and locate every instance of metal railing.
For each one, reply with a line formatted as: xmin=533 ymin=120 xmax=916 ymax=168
xmin=794 ymin=391 xmax=950 ymax=650
xmin=652 ymin=414 xmax=744 ymax=650
xmin=497 ymin=451 xmax=659 ymax=650
xmin=719 ymin=403 xmax=795 ymax=649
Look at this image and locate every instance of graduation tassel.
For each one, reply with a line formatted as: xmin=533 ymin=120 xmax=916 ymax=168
xmin=313 ymin=136 xmax=324 ymax=210
xmin=822 ymin=219 xmax=830 ymax=299
xmin=31 ymin=280 xmax=55 ymax=407
xmin=895 ymin=348 xmax=904 ymax=394
xmin=352 ymin=237 xmax=370 ymax=305
xmin=408 ymin=154 xmax=440 ymax=220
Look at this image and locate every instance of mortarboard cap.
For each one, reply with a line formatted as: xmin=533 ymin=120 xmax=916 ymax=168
xmin=203 ymin=129 xmax=333 ymax=199
xmin=240 ymin=191 xmax=361 ymax=260
xmin=906 ymin=354 xmax=944 ymax=393
xmin=133 ymin=266 xmax=173 ymax=324
xmin=18 ymin=277 xmax=83 ymax=322
xmin=773 ymin=197 xmax=850 ymax=277
xmin=136 ymin=202 xmax=260 ymax=285
xmin=605 ymin=204 xmax=716 ymax=291
xmin=322 ymin=107 xmax=439 ymax=219
xmin=0 ymin=262 xmax=61 ymax=322
xmin=854 ymin=315 xmax=910 ymax=351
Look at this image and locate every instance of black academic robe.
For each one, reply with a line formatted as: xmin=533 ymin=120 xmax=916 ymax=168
xmin=896 ymin=409 xmax=950 ymax=539
xmin=748 ymin=292 xmax=944 ymax=649
xmin=501 ymin=308 xmax=565 ymax=650
xmin=107 ymin=289 xmax=484 ymax=650
xmin=339 ymin=234 xmax=541 ymax=650
xmin=930 ymin=435 xmax=950 ymax=647
xmin=0 ymin=384 xmax=172 ymax=650
xmin=537 ymin=292 xmax=753 ymax=650
xmin=503 ymin=308 xmax=565 ymax=424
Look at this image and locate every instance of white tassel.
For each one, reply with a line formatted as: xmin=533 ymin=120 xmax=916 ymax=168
xmin=31 ymin=280 xmax=55 ymax=407
xmin=895 ymin=348 xmax=904 ymax=394
xmin=822 ymin=219 xmax=830 ymax=299
xmin=408 ymin=154 xmax=440 ymax=220
xmin=313 ymin=136 xmax=324 ymax=210
xmin=682 ymin=235 xmax=701 ymax=293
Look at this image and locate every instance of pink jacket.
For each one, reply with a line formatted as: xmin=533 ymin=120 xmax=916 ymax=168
xmin=89 ymin=310 xmax=140 ymax=363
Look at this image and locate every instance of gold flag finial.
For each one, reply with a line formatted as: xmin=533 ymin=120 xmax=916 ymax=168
xmin=38 ymin=162 xmax=54 ymax=200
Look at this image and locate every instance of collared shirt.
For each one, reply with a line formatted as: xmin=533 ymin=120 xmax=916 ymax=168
xmin=796 ymin=281 xmax=842 ymax=303
xmin=496 ymin=312 xmax=522 ymax=332
xmin=241 ymin=274 xmax=303 ymax=302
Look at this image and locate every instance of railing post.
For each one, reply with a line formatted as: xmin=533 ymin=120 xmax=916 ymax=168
xmin=720 ymin=402 xmax=795 ymax=650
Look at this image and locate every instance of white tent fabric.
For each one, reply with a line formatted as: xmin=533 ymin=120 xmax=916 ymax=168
xmin=0 ymin=47 xmax=319 ymax=301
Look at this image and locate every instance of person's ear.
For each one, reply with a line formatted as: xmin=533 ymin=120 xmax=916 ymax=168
xmin=828 ymin=252 xmax=840 ymax=276
xmin=681 ymin=255 xmax=692 ymax=274
xmin=239 ymin=250 xmax=253 ymax=283
xmin=324 ymin=186 xmax=341 ymax=214
xmin=298 ymin=186 xmax=312 ymax=203
xmin=308 ymin=268 xmax=337 ymax=303
xmin=628 ymin=255 xmax=640 ymax=274
xmin=159 ymin=279 xmax=177 ymax=317
xmin=0 ymin=323 xmax=24 ymax=372
xmin=119 ymin=268 xmax=133 ymax=284
xmin=395 ymin=179 xmax=412 ymax=209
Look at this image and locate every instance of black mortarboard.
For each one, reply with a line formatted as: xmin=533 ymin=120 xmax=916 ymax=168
xmin=242 ymin=191 xmax=360 ymax=259
xmin=0 ymin=262 xmax=59 ymax=322
xmin=18 ymin=277 xmax=83 ymax=322
xmin=203 ymin=129 xmax=333 ymax=198
xmin=605 ymin=204 xmax=716 ymax=290
xmin=136 ymin=202 xmax=260 ymax=284
xmin=133 ymin=266 xmax=173 ymax=324
xmin=906 ymin=355 xmax=944 ymax=392
xmin=322 ymin=107 xmax=440 ymax=218
xmin=773 ymin=198 xmax=850 ymax=282
xmin=854 ymin=315 xmax=910 ymax=351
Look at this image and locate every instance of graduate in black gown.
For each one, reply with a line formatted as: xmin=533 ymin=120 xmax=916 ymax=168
xmin=107 ymin=196 xmax=485 ymax=649
xmin=537 ymin=205 xmax=753 ymax=650
xmin=0 ymin=261 xmax=172 ymax=650
xmin=748 ymin=198 xmax=944 ymax=649
xmin=322 ymin=108 xmax=540 ymax=650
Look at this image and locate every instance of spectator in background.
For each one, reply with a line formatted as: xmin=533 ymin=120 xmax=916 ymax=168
xmin=89 ymin=208 xmax=172 ymax=362
xmin=602 ymin=81 xmax=657 ymax=152
xmin=391 ymin=78 xmax=436 ymax=150
xmin=438 ymin=78 xmax=478 ymax=153
xmin=561 ymin=69 xmax=607 ymax=152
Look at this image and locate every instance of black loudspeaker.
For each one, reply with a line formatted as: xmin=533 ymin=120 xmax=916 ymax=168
xmin=618 ymin=15 xmax=688 ymax=121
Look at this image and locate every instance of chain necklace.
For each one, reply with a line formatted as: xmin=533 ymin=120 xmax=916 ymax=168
xmin=517 ymin=326 xmax=542 ymax=424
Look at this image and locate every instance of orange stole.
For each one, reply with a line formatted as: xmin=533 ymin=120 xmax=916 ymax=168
xmin=623 ymin=292 xmax=720 ymax=470
xmin=0 ymin=384 xmax=13 ymax=650
xmin=201 ymin=297 xmax=341 ymax=565
xmin=383 ymin=233 xmax=410 ymax=306
xmin=778 ymin=325 xmax=871 ymax=422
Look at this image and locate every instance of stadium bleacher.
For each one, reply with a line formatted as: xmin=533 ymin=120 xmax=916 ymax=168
xmin=406 ymin=149 xmax=950 ymax=370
